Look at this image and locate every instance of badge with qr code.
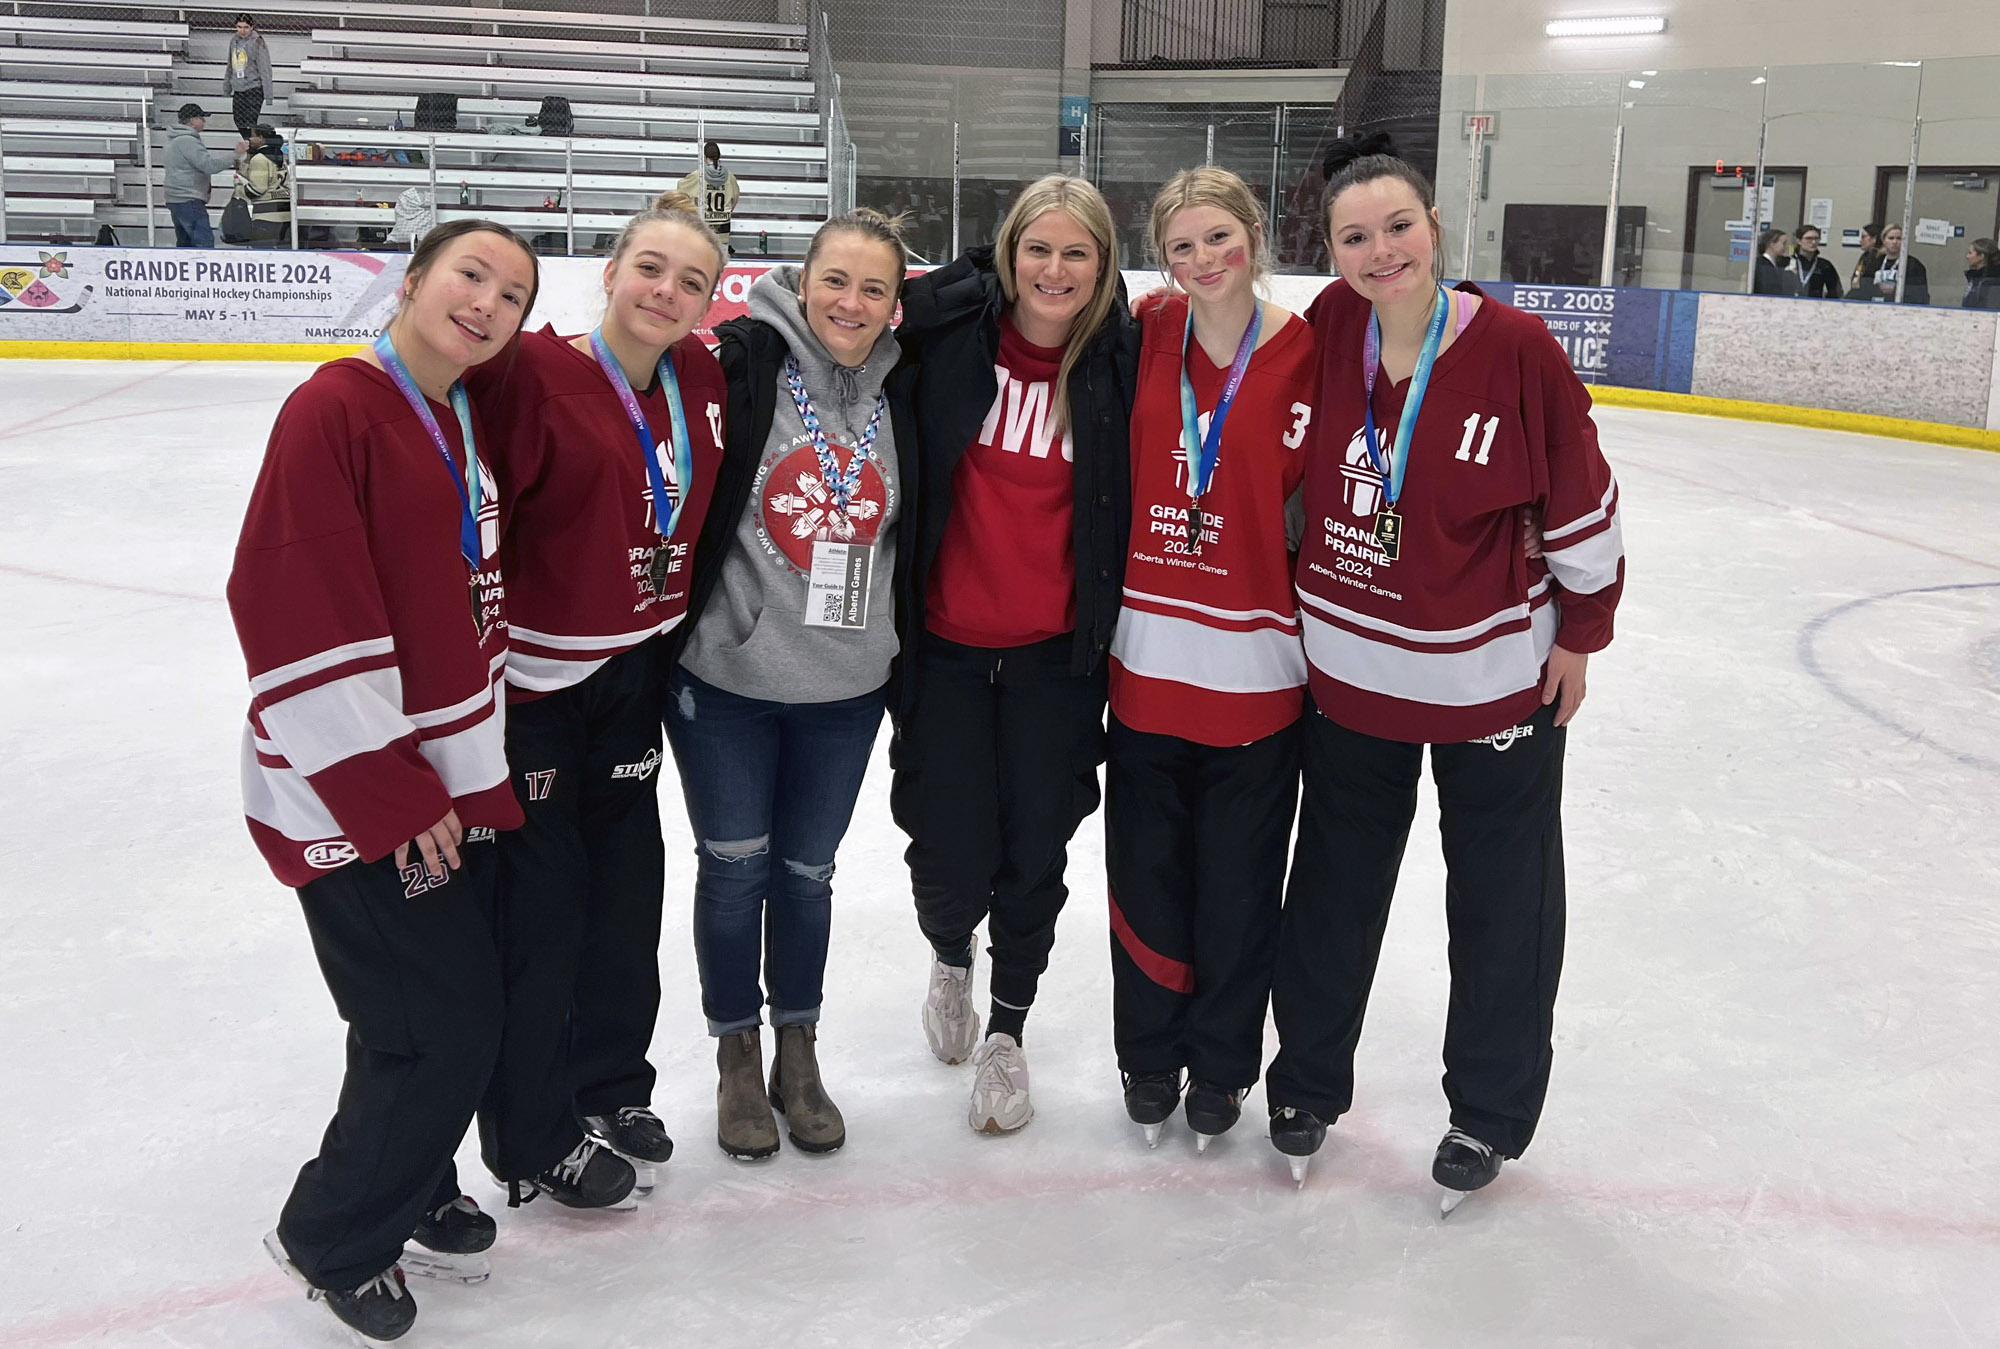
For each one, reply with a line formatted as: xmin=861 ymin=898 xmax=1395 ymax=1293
xmin=804 ymin=540 xmax=870 ymax=628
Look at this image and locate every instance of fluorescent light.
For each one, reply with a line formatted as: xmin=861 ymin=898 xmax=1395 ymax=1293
xmin=1641 ymin=69 xmax=1658 ymax=75
xmin=1545 ymin=16 xmax=1667 ymax=37
xmin=1750 ymin=75 xmax=1766 ymax=84
xmin=1627 ymin=79 xmax=1646 ymax=88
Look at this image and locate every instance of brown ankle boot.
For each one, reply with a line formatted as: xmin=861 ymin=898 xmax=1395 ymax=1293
xmin=716 ymin=1029 xmax=780 ymax=1161
xmin=768 ymin=1024 xmax=845 ymax=1153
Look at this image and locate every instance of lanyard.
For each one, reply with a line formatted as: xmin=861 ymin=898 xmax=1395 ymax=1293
xmin=784 ymin=355 xmax=884 ymax=516
xmin=373 ymin=331 xmax=482 ymax=569
xmin=588 ymin=328 xmax=694 ymax=541
xmin=1178 ymin=303 xmax=1262 ymax=505
xmin=1360 ymin=285 xmax=1452 ymax=513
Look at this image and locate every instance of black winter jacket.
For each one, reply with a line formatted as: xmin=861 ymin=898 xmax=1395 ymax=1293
xmin=1962 ymin=261 xmax=2000 ymax=310
xmin=892 ymin=245 xmax=1142 ymax=715
xmin=1789 ymin=252 xmax=1844 ymax=299
xmin=660 ymin=314 xmax=923 ymax=689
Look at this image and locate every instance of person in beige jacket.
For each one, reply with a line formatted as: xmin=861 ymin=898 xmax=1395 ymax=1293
xmin=677 ymin=140 xmax=742 ymax=254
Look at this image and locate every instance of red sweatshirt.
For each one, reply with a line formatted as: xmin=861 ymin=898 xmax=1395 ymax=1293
xmin=924 ymin=316 xmax=1077 ymax=647
xmin=468 ymin=326 xmax=726 ymax=698
xmin=1110 ymin=295 xmax=1315 ymax=746
xmin=1295 ymin=280 xmax=1624 ymax=744
xmin=229 ymin=358 xmax=522 ymax=888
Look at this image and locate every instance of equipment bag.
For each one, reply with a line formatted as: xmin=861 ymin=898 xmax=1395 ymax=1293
xmin=414 ymin=92 xmax=459 ymax=131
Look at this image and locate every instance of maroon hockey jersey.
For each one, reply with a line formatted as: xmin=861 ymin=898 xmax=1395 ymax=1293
xmin=1295 ymin=280 xmax=1624 ymax=744
xmin=1109 ymin=294 xmax=1315 ymax=747
xmin=229 ymin=358 xmax=522 ymax=888
xmin=468 ymin=326 xmax=726 ymax=699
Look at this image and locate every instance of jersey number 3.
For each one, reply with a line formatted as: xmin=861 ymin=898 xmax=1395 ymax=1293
xmin=1456 ymin=414 xmax=1499 ymax=465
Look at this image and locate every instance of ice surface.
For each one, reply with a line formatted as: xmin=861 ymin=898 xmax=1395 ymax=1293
xmin=1 ymin=359 xmax=1996 ymax=1347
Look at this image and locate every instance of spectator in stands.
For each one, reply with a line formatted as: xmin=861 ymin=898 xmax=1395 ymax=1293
xmin=165 ymin=103 xmax=244 ymax=249
xmin=1788 ymin=224 xmax=1843 ymax=299
xmin=237 ymin=124 xmax=291 ymax=245
xmin=1870 ymin=225 xmax=1930 ymax=304
xmin=677 ymin=141 xmax=741 ymax=256
xmin=1851 ymin=222 xmax=1884 ymax=297
xmin=226 ymin=14 xmax=275 ymax=140
xmin=1961 ymin=238 xmax=2000 ymax=310
xmin=1753 ymin=230 xmax=1803 ymax=297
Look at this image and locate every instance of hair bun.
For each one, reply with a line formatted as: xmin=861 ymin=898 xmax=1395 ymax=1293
xmin=1322 ymin=131 xmax=1396 ymax=182
xmin=651 ymin=189 xmax=700 ymax=215
xmin=846 ymin=206 xmax=913 ymax=244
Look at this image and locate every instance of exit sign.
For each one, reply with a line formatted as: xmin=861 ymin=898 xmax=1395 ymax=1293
xmin=1464 ymin=112 xmax=1499 ymax=136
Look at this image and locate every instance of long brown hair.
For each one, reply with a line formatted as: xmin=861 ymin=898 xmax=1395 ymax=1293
xmin=400 ymin=218 xmax=542 ymax=317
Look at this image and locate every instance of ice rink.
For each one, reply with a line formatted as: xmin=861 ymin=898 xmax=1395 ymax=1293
xmin=2 ymin=357 xmax=1997 ymax=1348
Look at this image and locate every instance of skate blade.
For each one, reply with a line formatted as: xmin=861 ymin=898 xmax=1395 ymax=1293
xmin=1439 ymin=1187 xmax=1470 ymax=1217
xmin=400 ymin=1245 xmax=490 ymax=1284
xmin=1287 ymin=1156 xmax=1311 ymax=1188
xmin=1195 ymin=1133 xmax=1213 ymax=1154
xmin=618 ymin=1158 xmax=656 ymax=1194
xmin=1141 ymin=1122 xmax=1163 ymax=1149
xmin=264 ymin=1231 xmax=404 ymax=1348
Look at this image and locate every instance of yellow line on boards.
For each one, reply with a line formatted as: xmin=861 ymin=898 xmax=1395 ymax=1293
xmin=1591 ymin=386 xmax=2000 ymax=454
xmin=0 ymin=341 xmax=361 ymax=362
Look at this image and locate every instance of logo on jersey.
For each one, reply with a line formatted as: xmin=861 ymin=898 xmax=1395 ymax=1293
xmin=1471 ymin=723 xmax=1535 ymax=752
xmin=611 ymin=748 xmax=662 ymax=781
xmin=304 ymin=841 xmax=360 ymax=870
xmin=1340 ymin=427 xmax=1383 ymax=518
xmin=475 ymin=456 xmax=500 ymax=560
xmin=980 ymin=367 xmax=1074 ymax=463
xmin=759 ymin=442 xmax=890 ymax=575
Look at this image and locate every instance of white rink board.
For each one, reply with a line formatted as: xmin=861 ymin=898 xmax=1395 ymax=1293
xmin=0 ymin=363 xmax=1997 ymax=1347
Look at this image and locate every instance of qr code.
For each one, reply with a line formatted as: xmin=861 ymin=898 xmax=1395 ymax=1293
xmin=818 ymin=591 xmax=845 ymax=624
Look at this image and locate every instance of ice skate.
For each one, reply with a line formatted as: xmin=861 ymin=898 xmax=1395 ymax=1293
xmin=1268 ymin=1105 xmax=1328 ymax=1187
xmin=581 ymin=1106 xmax=674 ymax=1194
xmin=1184 ymin=1081 xmax=1245 ymax=1153
xmin=264 ymin=1229 xmax=417 ymax=1345
xmin=1433 ymin=1128 xmax=1504 ymax=1217
xmin=1121 ymin=1069 xmax=1183 ymax=1148
xmin=922 ymin=952 xmax=980 ymax=1065
xmin=968 ymin=1032 xmax=1033 ymax=1134
xmin=403 ymin=1194 xmax=494 ymax=1284
xmin=505 ymin=1137 xmax=638 ymax=1211
xmin=768 ymin=1023 xmax=846 ymax=1153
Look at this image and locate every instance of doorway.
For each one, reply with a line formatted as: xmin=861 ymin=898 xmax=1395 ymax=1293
xmin=1872 ymin=167 xmax=2000 ymax=306
xmin=1682 ymin=166 xmax=1806 ymax=292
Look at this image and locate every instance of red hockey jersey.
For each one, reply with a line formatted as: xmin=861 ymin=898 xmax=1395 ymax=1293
xmin=468 ymin=326 xmax=726 ymax=699
xmin=1295 ymin=280 xmax=1624 ymax=744
xmin=1109 ymin=295 xmax=1315 ymax=747
xmin=229 ymin=358 xmax=523 ymax=888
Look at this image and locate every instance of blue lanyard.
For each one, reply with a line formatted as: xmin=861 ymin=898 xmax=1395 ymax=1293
xmin=783 ymin=355 xmax=884 ymax=517
xmin=373 ymin=331 xmax=481 ymax=569
xmin=1360 ymin=284 xmax=1452 ymax=512
xmin=1178 ymin=303 xmax=1262 ymax=504
xmin=588 ymin=328 xmax=695 ymax=541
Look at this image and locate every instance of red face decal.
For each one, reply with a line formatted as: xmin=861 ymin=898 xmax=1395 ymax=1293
xmin=1224 ymin=245 xmax=1248 ymax=270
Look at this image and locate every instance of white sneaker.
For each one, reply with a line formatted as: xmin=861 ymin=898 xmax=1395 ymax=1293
xmin=923 ymin=956 xmax=979 ymax=1065
xmin=967 ymin=1032 xmax=1033 ymax=1134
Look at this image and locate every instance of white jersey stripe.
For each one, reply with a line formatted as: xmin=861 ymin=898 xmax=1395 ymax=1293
xmin=1542 ymin=512 xmax=1625 ymax=596
xmin=1542 ymin=476 xmax=1619 ymax=543
xmin=239 ymin=729 xmax=341 ymax=841
xmin=1112 ymin=606 xmax=1308 ymax=695
xmin=1296 ymin=576 xmax=1552 ymax=645
xmin=248 ymin=635 xmax=396 ymax=697
xmin=258 ymin=665 xmax=413 ymax=777
xmin=418 ymin=701 xmax=511 ymax=798
xmin=509 ymin=615 xmax=680 ymax=652
xmin=1119 ymin=586 xmax=1299 ymax=628
xmin=407 ymin=664 xmax=502 ymax=731
xmin=1301 ymin=602 xmax=1558 ymax=707
xmin=506 ymin=649 xmax=615 ymax=693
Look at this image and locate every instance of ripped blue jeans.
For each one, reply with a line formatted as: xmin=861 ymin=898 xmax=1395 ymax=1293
xmin=663 ymin=667 xmax=887 ymax=1035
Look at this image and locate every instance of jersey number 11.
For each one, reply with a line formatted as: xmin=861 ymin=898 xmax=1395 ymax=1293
xmin=1456 ymin=414 xmax=1498 ymax=466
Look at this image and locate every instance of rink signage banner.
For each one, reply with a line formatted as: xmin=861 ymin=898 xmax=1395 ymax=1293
xmin=1477 ymin=282 xmax=1697 ymax=394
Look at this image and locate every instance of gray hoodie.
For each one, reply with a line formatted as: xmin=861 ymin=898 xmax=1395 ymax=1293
xmin=163 ymin=124 xmax=235 ymax=204
xmin=225 ymin=32 xmax=274 ymax=93
xmin=679 ymin=266 xmax=903 ymax=704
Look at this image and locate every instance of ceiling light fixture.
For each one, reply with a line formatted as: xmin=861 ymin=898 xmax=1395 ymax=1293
xmin=1545 ymin=16 xmax=1667 ymax=37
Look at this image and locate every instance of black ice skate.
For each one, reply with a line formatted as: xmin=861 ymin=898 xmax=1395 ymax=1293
xmin=1432 ymin=1127 xmax=1505 ymax=1216
xmin=404 ymin=1194 xmax=495 ymax=1284
xmin=581 ymin=1106 xmax=674 ymax=1193
xmin=1268 ymin=1105 xmax=1328 ymax=1188
xmin=1184 ymin=1081 xmax=1245 ymax=1154
xmin=1121 ymin=1070 xmax=1183 ymax=1148
xmin=505 ymin=1138 xmax=638 ymax=1211
xmin=264 ymin=1229 xmax=417 ymax=1345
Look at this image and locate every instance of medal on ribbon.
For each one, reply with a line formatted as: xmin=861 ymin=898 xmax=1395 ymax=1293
xmin=1359 ymin=285 xmax=1453 ymax=564
xmin=373 ymin=331 xmax=486 ymax=632
xmin=1178 ymin=303 xmax=1262 ymax=557
xmin=589 ymin=328 xmax=694 ymax=599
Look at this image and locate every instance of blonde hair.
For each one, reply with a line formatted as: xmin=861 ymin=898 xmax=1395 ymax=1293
xmin=1148 ymin=166 xmax=1271 ymax=288
xmin=607 ymin=189 xmax=727 ymax=282
xmin=803 ymin=207 xmax=914 ymax=297
xmin=994 ymin=175 xmax=1120 ymax=437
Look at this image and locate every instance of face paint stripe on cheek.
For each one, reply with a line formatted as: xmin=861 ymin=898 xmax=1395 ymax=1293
xmin=1224 ymin=246 xmax=1247 ymax=269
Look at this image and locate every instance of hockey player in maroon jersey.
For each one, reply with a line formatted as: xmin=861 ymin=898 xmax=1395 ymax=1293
xmin=1266 ymin=138 xmax=1624 ymax=1210
xmin=231 ymin=220 xmax=540 ymax=1344
xmin=1105 ymin=167 xmax=1315 ymax=1152
xmin=466 ymin=192 xmax=727 ymax=1211
xmin=891 ymin=176 xmax=1140 ymax=1135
